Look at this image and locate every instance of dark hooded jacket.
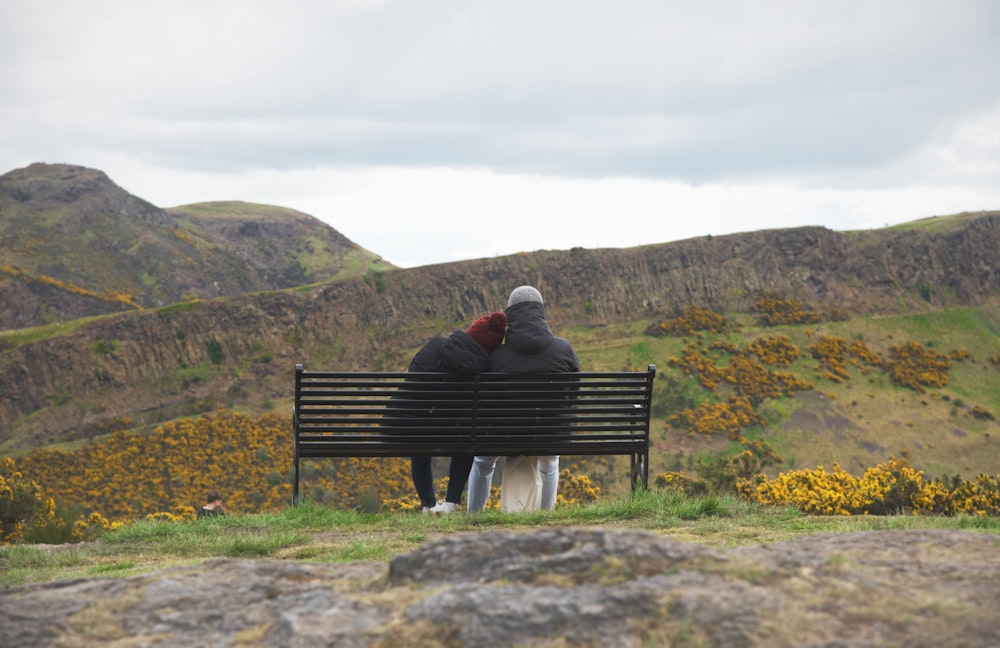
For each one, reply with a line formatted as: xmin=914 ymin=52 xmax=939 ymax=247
xmin=386 ymin=330 xmax=491 ymax=429
xmin=486 ymin=301 xmax=580 ymax=430
xmin=489 ymin=301 xmax=580 ymax=373
xmin=408 ymin=330 xmax=492 ymax=375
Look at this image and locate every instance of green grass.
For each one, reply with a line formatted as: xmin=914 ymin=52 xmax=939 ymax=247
xmin=168 ymin=200 xmax=331 ymax=224
xmin=4 ymin=493 xmax=998 ymax=589
xmin=0 ymin=316 xmax=103 ymax=349
xmin=882 ymin=210 xmax=999 ymax=234
xmin=566 ymin=306 xmax=1000 ymax=483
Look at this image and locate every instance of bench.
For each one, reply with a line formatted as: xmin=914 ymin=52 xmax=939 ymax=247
xmin=292 ymin=363 xmax=656 ymax=505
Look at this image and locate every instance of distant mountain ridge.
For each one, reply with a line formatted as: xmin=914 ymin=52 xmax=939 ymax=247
xmin=0 ymin=163 xmax=391 ymax=329
xmin=0 ymin=162 xmax=999 ymax=467
xmin=1 ymin=214 xmax=999 ymax=451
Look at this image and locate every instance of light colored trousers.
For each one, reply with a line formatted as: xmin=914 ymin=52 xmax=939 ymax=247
xmin=467 ymin=455 xmax=559 ymax=511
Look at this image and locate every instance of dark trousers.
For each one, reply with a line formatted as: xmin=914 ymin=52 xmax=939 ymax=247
xmin=411 ymin=455 xmax=475 ymax=508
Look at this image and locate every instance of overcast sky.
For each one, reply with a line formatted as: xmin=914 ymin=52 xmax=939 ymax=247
xmin=2 ymin=1 xmax=999 ymax=268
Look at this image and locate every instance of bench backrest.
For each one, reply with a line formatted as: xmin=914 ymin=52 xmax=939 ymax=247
xmin=295 ymin=365 xmax=654 ymax=441
xmin=292 ymin=364 xmax=656 ymax=501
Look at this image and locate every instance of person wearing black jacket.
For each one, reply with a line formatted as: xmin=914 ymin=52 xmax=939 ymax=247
xmin=404 ymin=311 xmax=507 ymax=514
xmin=466 ymin=286 xmax=581 ymax=511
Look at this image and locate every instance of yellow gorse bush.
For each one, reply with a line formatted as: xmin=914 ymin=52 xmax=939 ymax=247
xmin=654 ymin=471 xmax=691 ymax=493
xmin=14 ymin=411 xmax=426 ymax=523
xmin=1 ymin=458 xmax=49 ymax=544
xmin=655 ymin=306 xmax=731 ymax=336
xmin=17 ymin=411 xmax=296 ymax=520
xmin=0 ymin=264 xmax=141 ymax=309
xmin=744 ymin=334 xmax=800 ymax=366
xmin=669 ymin=341 xmax=813 ymax=408
xmin=669 ymin=396 xmax=763 ymax=438
xmin=738 ymin=458 xmax=1000 ymax=516
xmin=556 ymin=470 xmax=602 ymax=507
xmin=669 ymin=344 xmax=726 ymax=390
xmin=808 ymin=335 xmax=883 ymax=383
xmin=883 ymin=341 xmax=951 ymax=393
xmin=753 ymin=291 xmax=820 ymax=326
xmin=4 ymin=411 xmax=615 ymax=543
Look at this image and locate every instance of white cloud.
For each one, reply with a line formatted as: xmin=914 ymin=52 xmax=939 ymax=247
xmin=2 ymin=1 xmax=999 ymax=267
xmin=97 ymin=162 xmax=1000 ymax=268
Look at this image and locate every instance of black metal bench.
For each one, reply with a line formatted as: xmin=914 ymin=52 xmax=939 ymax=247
xmin=293 ymin=363 xmax=656 ymax=504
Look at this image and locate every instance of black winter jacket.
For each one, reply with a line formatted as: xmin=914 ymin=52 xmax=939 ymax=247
xmin=386 ymin=330 xmax=490 ymax=430
xmin=489 ymin=302 xmax=580 ymax=373
xmin=486 ymin=301 xmax=580 ymax=431
xmin=407 ymin=330 xmax=492 ymax=374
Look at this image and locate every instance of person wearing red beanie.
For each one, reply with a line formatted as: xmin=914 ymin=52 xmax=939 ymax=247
xmin=402 ymin=311 xmax=507 ymax=514
xmin=464 ymin=311 xmax=507 ymax=352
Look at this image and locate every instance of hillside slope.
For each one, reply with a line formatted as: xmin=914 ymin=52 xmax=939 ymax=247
xmin=1 ymin=211 xmax=998 ymax=466
xmin=0 ymin=163 xmax=390 ymax=329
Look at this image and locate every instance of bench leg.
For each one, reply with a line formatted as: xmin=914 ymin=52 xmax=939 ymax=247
xmin=630 ymin=451 xmax=648 ymax=491
xmin=293 ymin=455 xmax=300 ymax=505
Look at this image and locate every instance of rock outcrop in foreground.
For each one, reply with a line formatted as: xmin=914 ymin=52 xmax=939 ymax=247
xmin=3 ymin=527 xmax=999 ymax=647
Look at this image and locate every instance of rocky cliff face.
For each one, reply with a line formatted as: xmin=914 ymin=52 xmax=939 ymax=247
xmin=1 ymin=211 xmax=998 ymax=450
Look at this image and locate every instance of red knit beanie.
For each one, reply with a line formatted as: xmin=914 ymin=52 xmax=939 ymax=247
xmin=465 ymin=311 xmax=507 ymax=352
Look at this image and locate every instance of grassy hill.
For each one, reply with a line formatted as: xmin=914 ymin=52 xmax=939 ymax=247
xmin=2 ymin=169 xmax=998 ymax=646
xmin=0 ymin=163 xmax=391 ymax=329
xmin=565 ymin=304 xmax=1000 ymax=494
xmin=1 ymin=164 xmax=998 ymax=519
xmin=3 ymin=303 xmax=996 ymax=520
xmin=166 ymin=200 xmax=388 ymax=284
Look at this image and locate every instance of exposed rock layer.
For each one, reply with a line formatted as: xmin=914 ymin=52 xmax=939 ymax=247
xmin=2 ymin=212 xmax=1000 ymax=449
xmin=2 ymin=527 xmax=998 ymax=647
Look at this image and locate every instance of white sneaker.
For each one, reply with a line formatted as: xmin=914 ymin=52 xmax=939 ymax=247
xmin=429 ymin=501 xmax=457 ymax=515
xmin=422 ymin=503 xmax=437 ymax=514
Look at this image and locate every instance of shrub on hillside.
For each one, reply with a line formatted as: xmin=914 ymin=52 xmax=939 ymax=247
xmin=652 ymin=306 xmax=730 ymax=337
xmin=0 ymin=458 xmax=51 ymax=544
xmin=738 ymin=458 xmax=1000 ymax=516
xmin=669 ymin=342 xmax=813 ymax=404
xmin=882 ymin=341 xmax=951 ymax=393
xmin=745 ymin=334 xmax=799 ymax=366
xmin=7 ymin=411 xmax=615 ymax=541
xmin=668 ymin=396 xmax=763 ymax=438
xmin=654 ymin=437 xmax=782 ymax=496
xmin=668 ymin=344 xmax=726 ymax=390
xmin=0 ymin=458 xmax=115 ymax=544
xmin=808 ymin=335 xmax=881 ymax=382
xmin=808 ymin=335 xmax=851 ymax=382
xmin=753 ymin=291 xmax=820 ymax=326
xmin=971 ymin=405 xmax=996 ymax=421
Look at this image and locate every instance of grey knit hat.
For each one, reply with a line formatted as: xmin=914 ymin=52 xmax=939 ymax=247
xmin=507 ymin=285 xmax=543 ymax=307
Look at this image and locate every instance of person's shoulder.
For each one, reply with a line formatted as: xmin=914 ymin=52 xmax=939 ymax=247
xmin=420 ymin=335 xmax=450 ymax=352
xmin=552 ymin=337 xmax=581 ymax=369
xmin=444 ymin=329 xmax=477 ymax=349
xmin=409 ymin=336 xmax=448 ymax=370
